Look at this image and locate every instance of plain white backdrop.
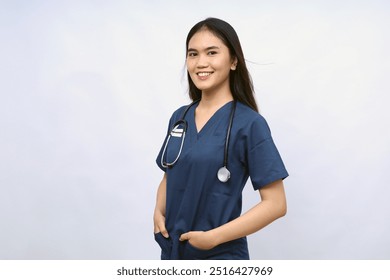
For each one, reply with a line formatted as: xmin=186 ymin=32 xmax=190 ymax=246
xmin=0 ymin=0 xmax=389 ymax=259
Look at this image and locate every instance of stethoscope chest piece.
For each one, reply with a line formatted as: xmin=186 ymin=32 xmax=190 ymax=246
xmin=217 ymin=166 xmax=231 ymax=182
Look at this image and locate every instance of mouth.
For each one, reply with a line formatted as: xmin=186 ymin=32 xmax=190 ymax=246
xmin=196 ymin=72 xmax=213 ymax=78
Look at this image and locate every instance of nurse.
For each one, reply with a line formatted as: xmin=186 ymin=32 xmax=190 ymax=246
xmin=154 ymin=17 xmax=289 ymax=260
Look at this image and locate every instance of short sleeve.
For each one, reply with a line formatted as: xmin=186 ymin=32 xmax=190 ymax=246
xmin=246 ymin=116 xmax=288 ymax=190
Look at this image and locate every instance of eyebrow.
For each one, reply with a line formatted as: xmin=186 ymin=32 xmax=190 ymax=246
xmin=187 ymin=46 xmax=220 ymax=52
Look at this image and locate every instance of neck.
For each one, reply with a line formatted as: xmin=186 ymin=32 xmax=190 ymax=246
xmin=199 ymin=88 xmax=233 ymax=109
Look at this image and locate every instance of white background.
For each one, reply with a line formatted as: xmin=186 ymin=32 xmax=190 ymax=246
xmin=0 ymin=0 xmax=389 ymax=259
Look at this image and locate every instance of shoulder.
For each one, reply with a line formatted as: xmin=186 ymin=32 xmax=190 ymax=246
xmin=233 ymin=102 xmax=273 ymax=144
xmin=168 ymin=104 xmax=190 ymax=123
xmin=171 ymin=105 xmax=187 ymax=118
xmin=235 ymin=102 xmax=270 ymax=130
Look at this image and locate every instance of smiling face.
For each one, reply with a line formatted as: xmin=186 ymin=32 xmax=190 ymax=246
xmin=186 ymin=29 xmax=237 ymax=97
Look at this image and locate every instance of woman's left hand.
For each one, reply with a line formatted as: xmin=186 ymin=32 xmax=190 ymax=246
xmin=179 ymin=231 xmax=218 ymax=250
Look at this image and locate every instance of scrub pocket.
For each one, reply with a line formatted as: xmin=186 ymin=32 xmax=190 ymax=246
xmin=183 ymin=238 xmax=250 ymax=260
xmin=154 ymin=232 xmax=172 ymax=260
xmin=184 ymin=241 xmax=210 ymax=260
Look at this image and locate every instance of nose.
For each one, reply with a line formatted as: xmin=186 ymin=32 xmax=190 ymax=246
xmin=196 ymin=54 xmax=209 ymax=68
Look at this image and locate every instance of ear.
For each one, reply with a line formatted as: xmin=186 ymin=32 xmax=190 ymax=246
xmin=231 ymin=57 xmax=238 ymax=70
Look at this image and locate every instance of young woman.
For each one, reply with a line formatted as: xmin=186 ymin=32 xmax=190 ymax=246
xmin=154 ymin=18 xmax=288 ymax=260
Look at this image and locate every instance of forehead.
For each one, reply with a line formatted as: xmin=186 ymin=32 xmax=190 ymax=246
xmin=187 ymin=29 xmax=227 ymax=50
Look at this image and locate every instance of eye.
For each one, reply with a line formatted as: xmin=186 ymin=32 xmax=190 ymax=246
xmin=208 ymin=51 xmax=217 ymax=55
xmin=187 ymin=52 xmax=197 ymax=57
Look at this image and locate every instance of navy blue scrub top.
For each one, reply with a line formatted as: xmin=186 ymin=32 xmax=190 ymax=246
xmin=155 ymin=101 xmax=288 ymax=260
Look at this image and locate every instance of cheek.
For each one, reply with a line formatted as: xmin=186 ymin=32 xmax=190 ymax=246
xmin=186 ymin=59 xmax=195 ymax=71
xmin=187 ymin=62 xmax=198 ymax=77
xmin=187 ymin=68 xmax=196 ymax=79
xmin=186 ymin=65 xmax=197 ymax=82
xmin=214 ymin=58 xmax=232 ymax=71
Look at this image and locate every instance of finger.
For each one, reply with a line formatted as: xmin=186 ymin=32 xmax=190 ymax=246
xmin=179 ymin=232 xmax=189 ymax=241
xmin=160 ymin=230 xmax=169 ymax=238
xmin=158 ymin=223 xmax=169 ymax=238
xmin=154 ymin=223 xmax=169 ymax=238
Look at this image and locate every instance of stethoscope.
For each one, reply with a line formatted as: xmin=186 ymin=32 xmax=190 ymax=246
xmin=161 ymin=100 xmax=237 ymax=183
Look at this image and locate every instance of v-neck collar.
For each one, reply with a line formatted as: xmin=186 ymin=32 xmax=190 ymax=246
xmin=189 ymin=101 xmax=233 ymax=138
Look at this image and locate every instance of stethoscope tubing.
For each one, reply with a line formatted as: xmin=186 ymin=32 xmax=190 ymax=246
xmin=160 ymin=120 xmax=187 ymax=168
xmin=223 ymin=100 xmax=236 ymax=168
xmin=161 ymin=100 xmax=236 ymax=183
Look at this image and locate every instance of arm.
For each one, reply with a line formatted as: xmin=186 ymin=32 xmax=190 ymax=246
xmin=180 ymin=179 xmax=287 ymax=249
xmin=153 ymin=173 xmax=169 ymax=237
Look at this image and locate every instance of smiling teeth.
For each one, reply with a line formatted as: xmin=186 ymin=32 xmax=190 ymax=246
xmin=198 ymin=72 xmax=212 ymax=77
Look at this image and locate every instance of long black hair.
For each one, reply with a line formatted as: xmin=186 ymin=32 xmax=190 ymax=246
xmin=185 ymin=17 xmax=258 ymax=112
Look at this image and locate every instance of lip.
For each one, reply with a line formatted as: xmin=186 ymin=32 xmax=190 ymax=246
xmin=196 ymin=71 xmax=213 ymax=80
